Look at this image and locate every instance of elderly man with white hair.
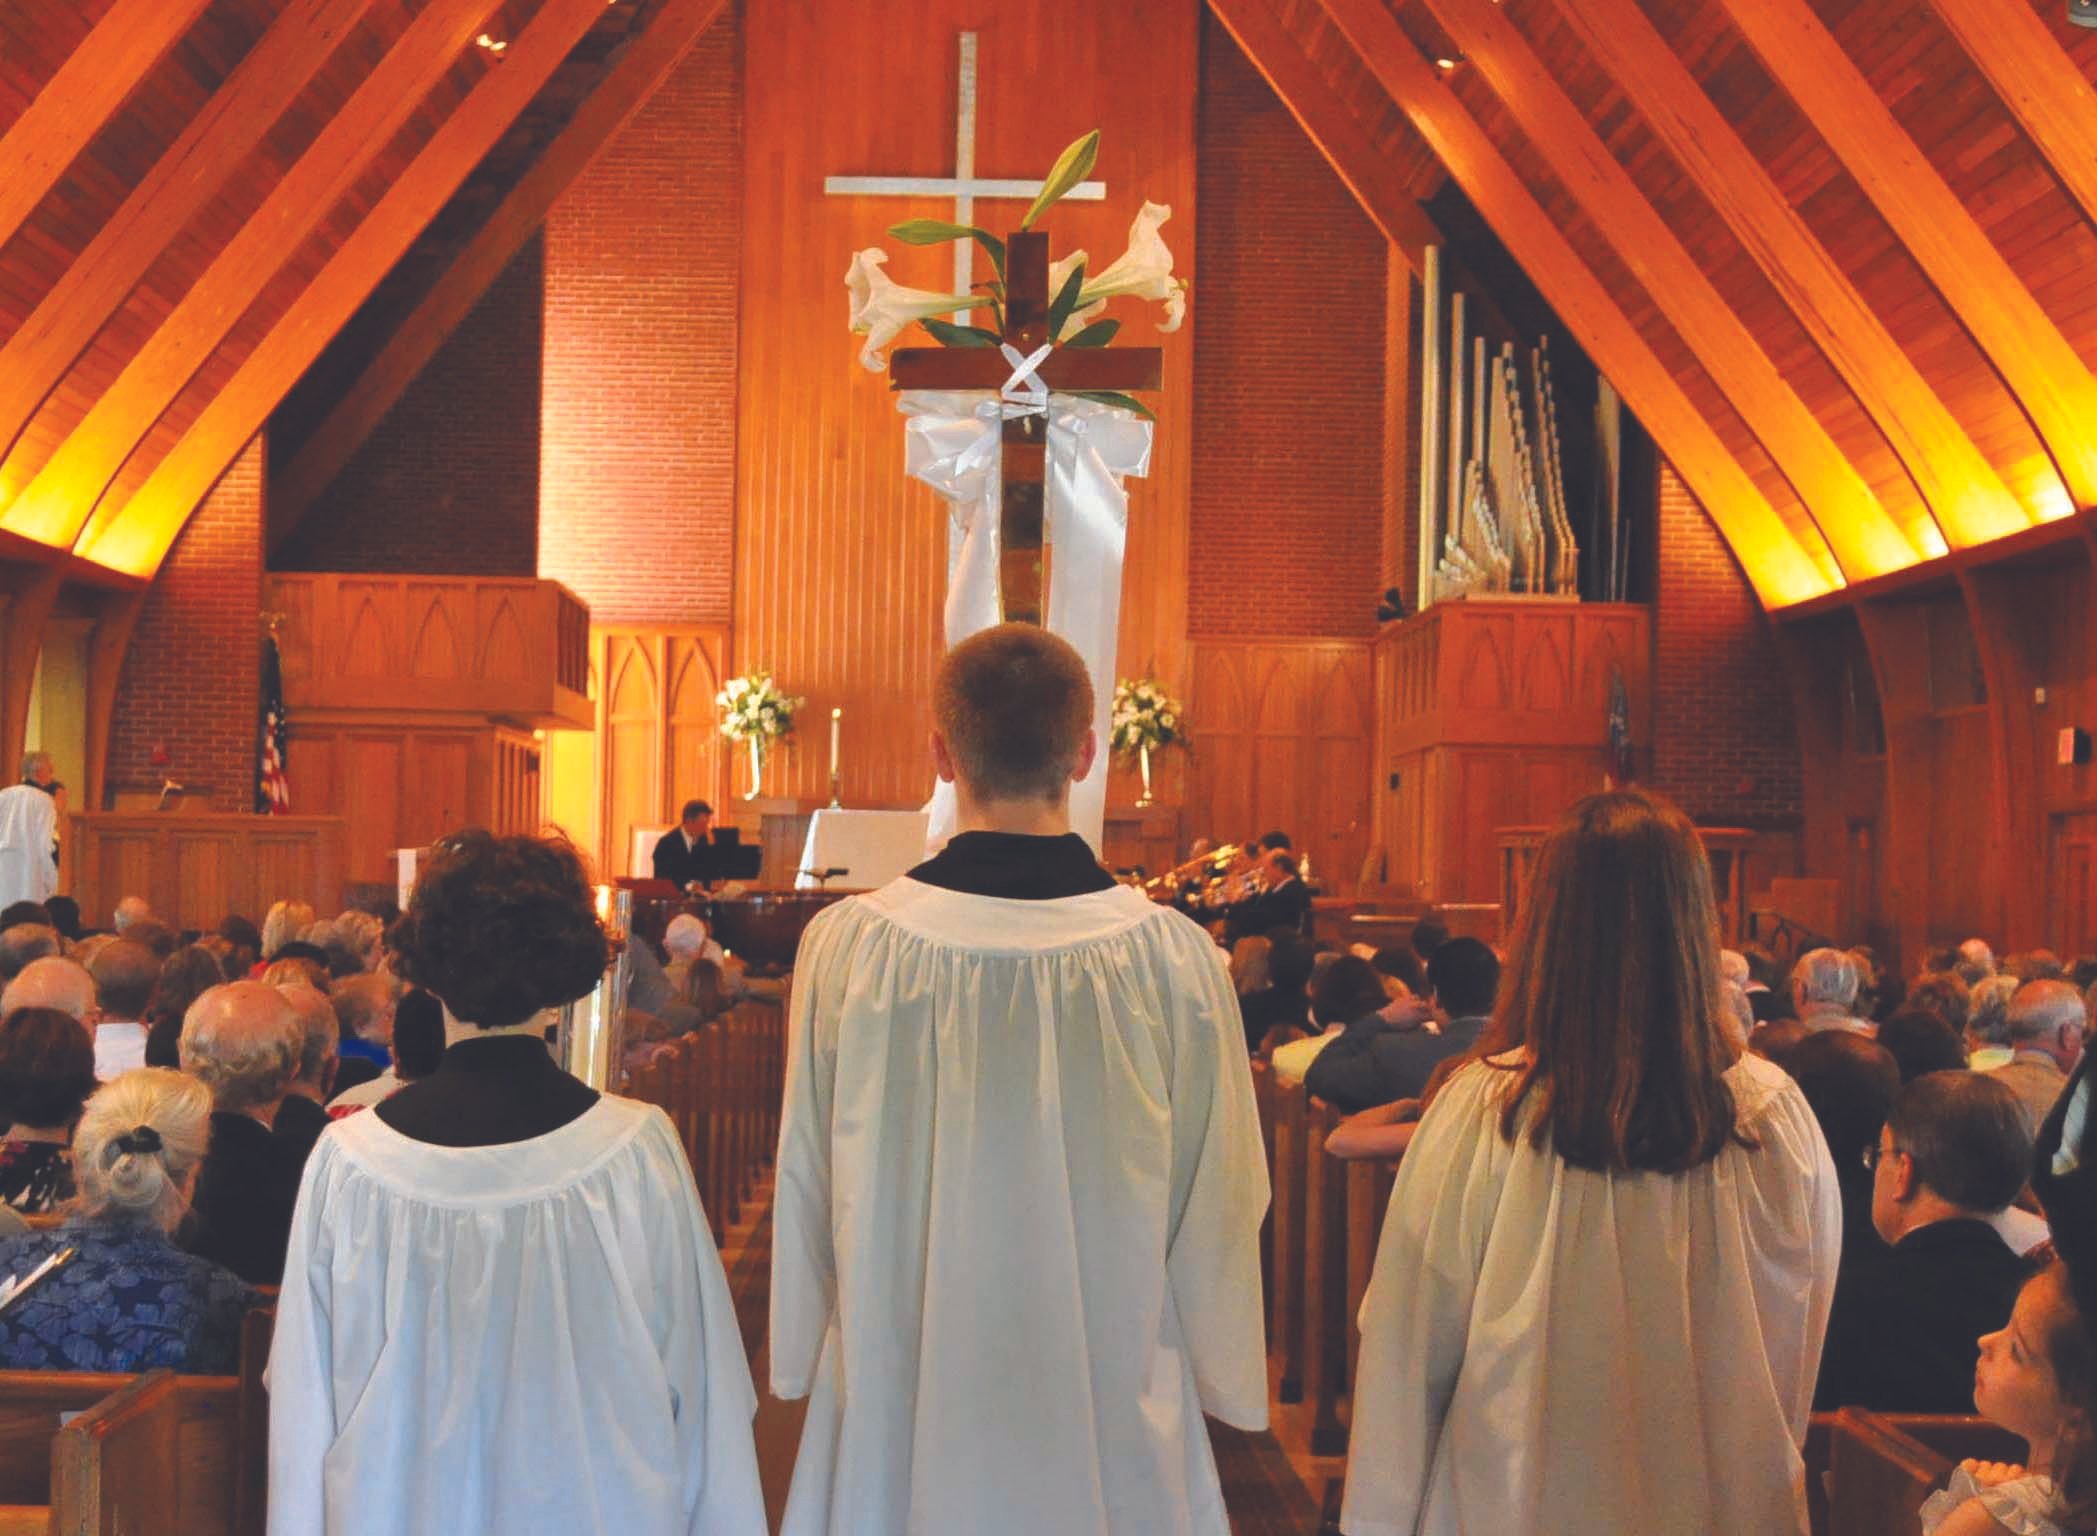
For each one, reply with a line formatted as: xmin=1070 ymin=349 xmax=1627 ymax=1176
xmin=1792 ymin=947 xmax=1873 ymax=1035
xmin=269 ymin=982 xmax=340 ymax=1161
xmin=1989 ymin=979 xmax=2086 ymax=1136
xmin=0 ymin=754 xmax=58 ymax=911
xmin=111 ymin=896 xmax=153 ymax=934
xmin=0 ymin=955 xmax=98 ymax=1029
xmin=178 ymin=981 xmax=307 ymax=1285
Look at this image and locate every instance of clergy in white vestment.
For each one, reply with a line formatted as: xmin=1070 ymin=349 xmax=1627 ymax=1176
xmin=771 ymin=624 xmax=1270 ymax=1536
xmin=1342 ymin=788 xmax=1842 ymax=1536
xmin=267 ymin=830 xmax=766 ymax=1536
xmin=0 ymin=778 xmax=57 ymax=911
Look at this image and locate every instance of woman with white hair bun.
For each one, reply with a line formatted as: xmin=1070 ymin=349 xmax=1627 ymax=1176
xmin=0 ymin=1068 xmax=252 ymax=1372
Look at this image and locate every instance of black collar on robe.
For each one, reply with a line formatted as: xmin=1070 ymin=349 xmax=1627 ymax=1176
xmin=374 ymin=1032 xmax=599 ymax=1148
xmin=906 ymin=831 xmax=1116 ymax=901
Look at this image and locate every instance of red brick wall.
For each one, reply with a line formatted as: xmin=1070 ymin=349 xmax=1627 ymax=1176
xmin=1650 ymin=463 xmax=1803 ymax=824
xmin=109 ymin=436 xmax=263 ymax=806
xmin=277 ymin=238 xmax=544 ymax=576
xmin=539 ymin=18 xmax=741 ymax=625
xmin=1189 ymin=14 xmax=1384 ymax=640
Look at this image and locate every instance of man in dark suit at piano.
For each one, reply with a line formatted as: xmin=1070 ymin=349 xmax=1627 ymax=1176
xmin=651 ymin=800 xmax=730 ymax=891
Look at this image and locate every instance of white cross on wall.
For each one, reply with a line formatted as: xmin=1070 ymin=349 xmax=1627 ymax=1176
xmin=824 ymin=31 xmax=1107 ymax=314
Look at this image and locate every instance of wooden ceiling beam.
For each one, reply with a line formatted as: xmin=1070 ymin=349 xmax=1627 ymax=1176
xmin=0 ymin=0 xmax=379 ymax=472
xmin=1547 ymin=0 xmax=2027 ymax=555
xmin=0 ymin=0 xmax=510 ymax=551
xmin=1313 ymin=0 xmax=1832 ymax=607
xmin=270 ymin=0 xmax=731 ymax=551
xmin=1927 ymin=0 xmax=2097 ymax=234
xmin=79 ymin=0 xmax=626 ymax=579
xmin=1717 ymin=0 xmax=2097 ymax=513
xmin=1203 ymin=0 xmax=1442 ymax=268
xmin=1416 ymin=0 xmax=1912 ymax=583
xmin=0 ymin=0 xmax=215 ymax=253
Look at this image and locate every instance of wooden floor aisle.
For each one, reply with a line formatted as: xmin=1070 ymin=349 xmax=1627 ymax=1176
xmin=718 ymin=1178 xmax=1324 ymax=1534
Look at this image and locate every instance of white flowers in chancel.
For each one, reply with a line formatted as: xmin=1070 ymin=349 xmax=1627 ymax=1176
xmin=845 ymin=249 xmax=985 ymax=371
xmin=1050 ymin=201 xmax=1185 ymax=340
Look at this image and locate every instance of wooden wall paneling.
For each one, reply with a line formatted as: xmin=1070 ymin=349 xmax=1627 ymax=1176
xmin=0 ymin=566 xmax=61 ymax=782
xmin=71 ymin=814 xmax=347 ymax=929
xmin=342 ymin=734 xmax=404 ymax=886
xmin=0 ymin=0 xmax=508 ymax=551
xmin=269 ymin=0 xmax=732 ymax=548
xmin=1545 ymin=0 xmax=2018 ymax=555
xmin=1961 ymin=566 xmax=2046 ymax=948
xmin=79 ymin=0 xmax=618 ymax=580
xmin=1418 ymin=0 xmax=1909 ymax=582
xmin=0 ymin=0 xmax=378 ymax=472
xmin=1313 ymin=0 xmax=1830 ymax=608
xmin=1716 ymin=0 xmax=2097 ymax=513
xmin=737 ymin=0 xmax=1199 ymax=808
xmin=1854 ymin=596 xmax=1940 ymax=967
xmin=603 ymin=631 xmax=666 ymax=884
xmin=1188 ymin=641 xmax=1376 ymax=890
xmin=1770 ymin=614 xmax=1873 ymax=940
xmin=0 ymin=0 xmax=215 ymax=255
xmin=81 ymin=587 xmax=146 ymax=810
xmin=663 ymin=632 xmax=728 ymax=823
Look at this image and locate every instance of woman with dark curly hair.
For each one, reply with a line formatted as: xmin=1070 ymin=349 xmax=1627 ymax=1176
xmin=0 ymin=1005 xmax=98 ymax=1212
xmin=267 ymin=830 xmax=764 ymax=1536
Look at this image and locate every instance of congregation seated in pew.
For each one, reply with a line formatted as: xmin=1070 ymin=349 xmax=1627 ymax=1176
xmin=1816 ymin=1072 xmax=2035 ymax=1413
xmin=0 ymin=1068 xmax=251 ymax=1374
xmin=1306 ymin=936 xmax=1499 ymax=1115
xmin=0 ymin=1006 xmax=93 ymax=1214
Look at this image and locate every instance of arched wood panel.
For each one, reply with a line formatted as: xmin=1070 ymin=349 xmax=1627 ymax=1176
xmin=1189 ymin=639 xmax=1374 ymax=892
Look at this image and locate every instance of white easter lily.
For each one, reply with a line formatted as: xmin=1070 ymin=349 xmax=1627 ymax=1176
xmin=1050 ymin=202 xmax=1185 ymax=339
xmin=845 ymin=248 xmax=987 ymax=371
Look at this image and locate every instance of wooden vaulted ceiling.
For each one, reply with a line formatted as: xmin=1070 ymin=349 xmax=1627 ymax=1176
xmin=1213 ymin=0 xmax=2097 ymax=609
xmin=4 ymin=0 xmax=2095 ymax=610
xmin=0 ymin=0 xmax=722 ymax=585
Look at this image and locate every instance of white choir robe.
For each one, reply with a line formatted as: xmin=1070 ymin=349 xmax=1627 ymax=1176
xmin=0 ymin=785 xmax=56 ymax=909
xmin=771 ymin=879 xmax=1270 ymax=1536
xmin=267 ymin=1096 xmax=767 ymax=1536
xmin=1343 ymin=1050 xmax=1842 ymax=1536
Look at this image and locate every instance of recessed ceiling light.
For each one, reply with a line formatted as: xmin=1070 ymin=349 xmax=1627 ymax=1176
xmin=475 ymin=32 xmax=507 ymax=54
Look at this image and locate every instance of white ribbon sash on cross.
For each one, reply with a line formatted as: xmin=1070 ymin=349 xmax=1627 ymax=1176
xmin=901 ymin=389 xmax=1155 ymax=856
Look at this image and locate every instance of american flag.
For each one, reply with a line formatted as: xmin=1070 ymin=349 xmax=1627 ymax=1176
xmin=257 ymin=634 xmax=290 ymax=814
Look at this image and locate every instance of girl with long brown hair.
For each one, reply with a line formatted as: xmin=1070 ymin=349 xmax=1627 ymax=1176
xmin=1342 ymin=788 xmax=1841 ymax=1536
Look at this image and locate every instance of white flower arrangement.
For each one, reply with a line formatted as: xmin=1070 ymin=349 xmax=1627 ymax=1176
xmin=715 ymin=673 xmax=805 ymax=744
xmin=843 ymin=130 xmax=1188 ymax=417
xmin=1110 ymin=677 xmax=1185 ymax=756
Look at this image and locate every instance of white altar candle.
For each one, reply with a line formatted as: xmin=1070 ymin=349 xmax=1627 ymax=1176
xmin=830 ymin=707 xmax=842 ymax=778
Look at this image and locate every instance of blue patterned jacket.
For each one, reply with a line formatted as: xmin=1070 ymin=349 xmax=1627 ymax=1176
xmin=0 ymin=1220 xmax=253 ymax=1374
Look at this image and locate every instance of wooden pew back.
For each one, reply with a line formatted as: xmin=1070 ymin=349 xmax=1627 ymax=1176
xmin=1270 ymin=1080 xmax=1307 ymax=1403
xmin=1302 ymin=1097 xmax=1349 ymax=1456
xmin=1826 ymin=1407 xmax=1954 ymax=1536
xmin=52 ymin=1370 xmax=183 ymax=1536
xmin=1804 ymin=1410 xmax=2024 ymax=1536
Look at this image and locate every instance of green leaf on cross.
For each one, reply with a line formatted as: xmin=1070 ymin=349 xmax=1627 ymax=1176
xmin=890 ymin=218 xmax=985 ymax=246
xmin=1046 ymin=263 xmax=1087 ymax=343
xmin=1063 ymin=318 xmax=1121 ymax=349
xmin=1071 ymin=389 xmax=1154 ymax=421
xmin=1021 ymin=130 xmax=1100 ymax=232
xmin=920 ymin=318 xmax=1002 ymax=348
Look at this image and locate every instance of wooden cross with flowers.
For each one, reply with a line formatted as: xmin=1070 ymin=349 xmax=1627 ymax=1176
xmin=847 ymin=133 xmax=1172 ymax=625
